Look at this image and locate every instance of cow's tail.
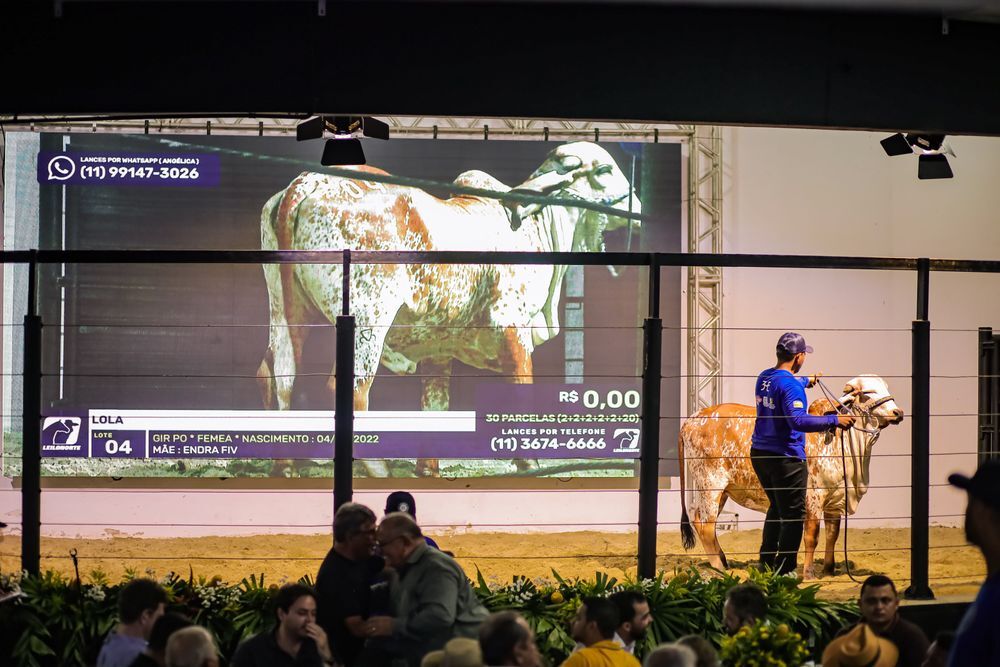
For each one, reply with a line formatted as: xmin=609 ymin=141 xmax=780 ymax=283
xmin=678 ymin=426 xmax=696 ymax=550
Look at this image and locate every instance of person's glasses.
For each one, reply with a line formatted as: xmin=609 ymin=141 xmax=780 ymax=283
xmin=376 ymin=535 xmax=403 ymax=549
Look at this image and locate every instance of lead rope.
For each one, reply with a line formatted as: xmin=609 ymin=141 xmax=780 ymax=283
xmin=838 ymin=428 xmax=863 ymax=584
xmin=816 ymin=379 xmax=879 ymax=584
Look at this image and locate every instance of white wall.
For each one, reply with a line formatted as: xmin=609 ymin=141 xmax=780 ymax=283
xmin=2 ymin=128 xmax=998 ymax=542
xmin=720 ymin=126 xmax=1000 ymax=528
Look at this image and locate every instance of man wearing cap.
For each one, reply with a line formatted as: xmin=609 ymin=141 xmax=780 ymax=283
xmin=947 ymin=460 xmax=1000 ymax=667
xmin=750 ymin=332 xmax=855 ymax=575
xmin=386 ymin=491 xmax=440 ymax=549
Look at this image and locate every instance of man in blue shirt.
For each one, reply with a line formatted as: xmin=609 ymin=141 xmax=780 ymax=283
xmin=947 ymin=460 xmax=1000 ymax=667
xmin=750 ymin=332 xmax=854 ymax=575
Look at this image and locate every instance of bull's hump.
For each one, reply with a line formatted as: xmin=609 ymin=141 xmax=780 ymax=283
xmin=694 ymin=403 xmax=754 ymax=418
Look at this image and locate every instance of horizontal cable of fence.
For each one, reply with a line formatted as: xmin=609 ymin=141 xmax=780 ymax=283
xmin=16 ymin=321 xmax=1000 ymax=334
xmin=9 ymin=404 xmax=993 ymax=418
xmin=20 ymin=371 xmax=1000 ymax=380
xmin=32 ymin=521 xmax=639 ymax=529
xmin=16 ymin=515 xmax=965 ymax=529
xmin=4 ymin=249 xmax=1000 ymax=273
xmin=654 ymin=514 xmax=967 ymax=523
xmin=32 ymin=488 xmax=647 ymax=494
xmin=10 ymin=452 xmax=976 ymax=462
xmin=4 ymin=544 xmax=976 ymax=562
xmin=662 ymin=452 xmax=978 ymax=461
xmin=631 ymin=484 xmax=955 ymax=492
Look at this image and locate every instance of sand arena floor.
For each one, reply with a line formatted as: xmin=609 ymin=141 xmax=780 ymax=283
xmin=0 ymin=527 xmax=984 ymax=601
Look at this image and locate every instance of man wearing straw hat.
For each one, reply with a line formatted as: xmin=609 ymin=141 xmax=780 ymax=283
xmin=750 ymin=332 xmax=854 ymax=575
xmin=822 ymin=624 xmax=898 ymax=667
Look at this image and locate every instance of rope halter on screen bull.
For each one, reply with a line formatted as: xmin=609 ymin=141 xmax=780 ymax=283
xmin=506 ymin=143 xmax=640 ymax=277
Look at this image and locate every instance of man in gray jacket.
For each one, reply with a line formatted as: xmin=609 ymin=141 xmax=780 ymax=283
xmin=364 ymin=513 xmax=487 ymax=667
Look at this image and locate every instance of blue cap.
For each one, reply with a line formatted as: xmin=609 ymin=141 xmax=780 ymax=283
xmin=777 ymin=332 xmax=813 ymax=355
xmin=386 ymin=491 xmax=417 ymax=517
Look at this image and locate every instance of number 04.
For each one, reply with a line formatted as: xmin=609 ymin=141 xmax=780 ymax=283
xmin=105 ymin=439 xmax=132 ymax=455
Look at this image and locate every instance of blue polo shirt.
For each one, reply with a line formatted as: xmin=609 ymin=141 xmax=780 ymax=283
xmin=750 ymin=368 xmax=838 ymax=460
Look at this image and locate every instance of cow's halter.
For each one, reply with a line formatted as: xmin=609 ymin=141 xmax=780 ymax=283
xmin=816 ymin=378 xmax=893 ymax=437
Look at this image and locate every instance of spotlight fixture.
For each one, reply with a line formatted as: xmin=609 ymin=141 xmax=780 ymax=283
xmin=295 ymin=115 xmax=390 ymax=166
xmin=880 ymin=132 xmax=955 ymax=180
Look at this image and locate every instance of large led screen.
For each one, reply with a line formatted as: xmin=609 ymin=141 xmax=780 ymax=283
xmin=2 ymin=132 xmax=682 ymax=478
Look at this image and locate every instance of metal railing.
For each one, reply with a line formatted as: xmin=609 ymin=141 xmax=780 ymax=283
xmin=12 ymin=248 xmax=1000 ymax=598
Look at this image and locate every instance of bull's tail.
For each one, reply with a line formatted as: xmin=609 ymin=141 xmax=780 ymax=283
xmin=678 ymin=427 xmax=696 ymax=550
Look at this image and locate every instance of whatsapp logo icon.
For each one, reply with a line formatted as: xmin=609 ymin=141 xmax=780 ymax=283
xmin=46 ymin=155 xmax=76 ymax=181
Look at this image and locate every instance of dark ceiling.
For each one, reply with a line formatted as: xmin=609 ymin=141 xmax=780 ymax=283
xmin=4 ymin=1 xmax=1000 ymax=135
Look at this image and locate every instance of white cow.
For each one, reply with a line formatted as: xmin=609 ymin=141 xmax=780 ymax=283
xmin=678 ymin=375 xmax=904 ymax=578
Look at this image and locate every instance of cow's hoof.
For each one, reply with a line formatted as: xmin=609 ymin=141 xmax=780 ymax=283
xmin=822 ymin=566 xmax=836 ymax=577
xmin=802 ymin=566 xmax=817 ymax=580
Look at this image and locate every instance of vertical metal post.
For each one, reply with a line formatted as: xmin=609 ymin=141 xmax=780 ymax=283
xmin=334 ymin=250 xmax=355 ymax=511
xmin=992 ymin=331 xmax=1000 ymax=462
xmin=22 ymin=254 xmax=42 ymax=576
xmin=906 ymin=258 xmax=933 ymax=599
xmin=979 ymin=327 xmax=995 ymax=464
xmin=638 ymin=256 xmax=661 ymax=579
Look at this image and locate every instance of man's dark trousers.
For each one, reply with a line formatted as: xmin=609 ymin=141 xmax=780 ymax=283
xmin=750 ymin=448 xmax=808 ymax=575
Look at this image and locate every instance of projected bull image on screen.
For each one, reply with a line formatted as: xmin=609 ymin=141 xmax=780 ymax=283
xmin=2 ymin=133 xmax=682 ymax=479
xmin=258 ymin=143 xmax=638 ymax=410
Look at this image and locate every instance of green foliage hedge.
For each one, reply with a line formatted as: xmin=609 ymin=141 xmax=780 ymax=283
xmin=0 ymin=567 xmax=857 ymax=667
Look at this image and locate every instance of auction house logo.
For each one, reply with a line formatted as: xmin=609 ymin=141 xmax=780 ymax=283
xmin=612 ymin=428 xmax=640 ymax=453
xmin=42 ymin=416 xmax=82 ymax=446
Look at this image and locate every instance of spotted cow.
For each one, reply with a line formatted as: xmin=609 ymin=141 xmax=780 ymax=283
xmin=678 ymin=375 xmax=904 ymax=578
xmin=256 ymin=143 xmax=640 ymax=475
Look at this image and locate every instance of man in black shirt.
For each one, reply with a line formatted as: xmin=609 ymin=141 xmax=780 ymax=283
xmin=231 ymin=584 xmax=334 ymax=667
xmin=128 ymin=613 xmax=192 ymax=667
xmin=316 ymin=502 xmax=385 ymax=667
xmin=836 ymin=575 xmax=928 ymax=667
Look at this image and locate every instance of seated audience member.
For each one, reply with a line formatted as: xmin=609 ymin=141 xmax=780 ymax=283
xmin=675 ymin=635 xmax=720 ymax=667
xmin=721 ymin=584 xmax=767 ymax=636
xmin=364 ymin=513 xmax=488 ymax=667
xmin=560 ymin=597 xmax=641 ymax=667
xmin=98 ymin=578 xmax=169 ymax=667
xmin=822 ymin=624 xmax=898 ymax=667
xmin=920 ymin=631 xmax=954 ymax=667
xmin=421 ymin=638 xmax=484 ymax=667
xmin=165 ymin=626 xmax=219 ymax=667
xmin=232 ymin=584 xmax=334 ymax=667
xmin=129 ymin=613 xmax=194 ymax=667
xmin=948 ymin=461 xmax=1000 ymax=666
xmin=836 ymin=575 xmax=928 ymax=667
xmin=316 ymin=502 xmax=385 ymax=667
xmin=642 ymin=645 xmax=696 ymax=667
xmin=609 ymin=591 xmax=652 ymax=655
xmin=479 ymin=611 xmax=543 ymax=667
xmin=385 ymin=491 xmax=440 ymax=549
